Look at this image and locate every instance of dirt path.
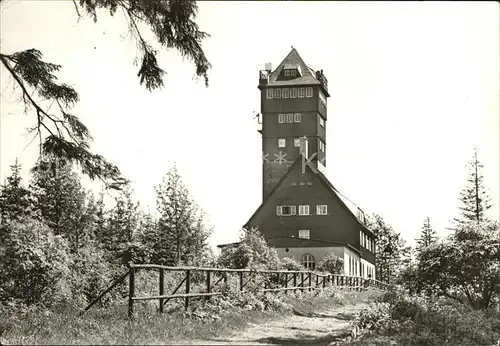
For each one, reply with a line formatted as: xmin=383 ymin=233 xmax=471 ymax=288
xmin=185 ymin=302 xmax=366 ymax=345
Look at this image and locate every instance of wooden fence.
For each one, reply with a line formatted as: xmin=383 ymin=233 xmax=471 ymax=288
xmin=82 ymin=262 xmax=392 ymax=318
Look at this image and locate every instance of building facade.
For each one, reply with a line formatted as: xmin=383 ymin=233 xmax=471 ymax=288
xmin=222 ymin=48 xmax=376 ymax=278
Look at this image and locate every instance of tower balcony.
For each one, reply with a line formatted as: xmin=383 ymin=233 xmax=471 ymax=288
xmin=259 ymin=70 xmax=270 ymax=86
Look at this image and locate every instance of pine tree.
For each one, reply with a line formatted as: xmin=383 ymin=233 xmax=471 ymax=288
xmin=30 ymin=156 xmax=89 ymax=252
xmin=416 ymin=216 xmax=438 ymax=252
xmin=0 ymin=159 xmax=36 ymax=224
xmin=145 ymin=164 xmax=211 ymax=265
xmin=453 ymin=147 xmax=492 ymax=227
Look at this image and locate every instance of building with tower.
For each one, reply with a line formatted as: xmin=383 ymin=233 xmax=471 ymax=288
xmin=220 ymin=48 xmax=376 ymax=278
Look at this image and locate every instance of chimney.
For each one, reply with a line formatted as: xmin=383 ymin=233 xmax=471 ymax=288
xmin=299 ymin=136 xmax=308 ymax=158
xmin=265 ymin=62 xmax=272 ymax=72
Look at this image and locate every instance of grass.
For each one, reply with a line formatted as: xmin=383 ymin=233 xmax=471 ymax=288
xmin=1 ymin=288 xmax=382 ymax=345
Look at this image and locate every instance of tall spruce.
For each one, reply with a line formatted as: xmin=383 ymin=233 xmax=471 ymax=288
xmin=145 ymin=164 xmax=211 ymax=265
xmin=416 ymin=216 xmax=438 ymax=252
xmin=0 ymin=159 xmax=36 ymax=224
xmin=453 ymin=147 xmax=492 ymax=227
xmin=30 ymin=156 xmax=90 ymax=252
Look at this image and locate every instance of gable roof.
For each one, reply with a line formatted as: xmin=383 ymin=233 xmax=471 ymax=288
xmin=244 ymin=155 xmax=374 ymax=235
xmin=268 ymin=48 xmax=321 ymax=87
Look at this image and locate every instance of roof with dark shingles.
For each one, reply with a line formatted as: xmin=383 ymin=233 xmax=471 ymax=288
xmin=267 ymin=48 xmax=321 ymax=87
xmin=244 ymin=155 xmax=373 ymax=235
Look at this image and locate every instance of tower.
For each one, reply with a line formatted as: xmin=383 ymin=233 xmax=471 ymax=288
xmin=258 ymin=48 xmax=330 ymax=201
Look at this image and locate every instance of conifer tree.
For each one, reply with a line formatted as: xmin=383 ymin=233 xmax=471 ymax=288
xmin=144 ymin=163 xmax=211 ymax=265
xmin=30 ymin=156 xmax=89 ymax=252
xmin=416 ymin=216 xmax=438 ymax=252
xmin=0 ymin=159 xmax=36 ymax=224
xmin=453 ymin=147 xmax=492 ymax=227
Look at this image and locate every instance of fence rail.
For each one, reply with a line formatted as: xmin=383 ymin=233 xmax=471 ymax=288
xmin=81 ymin=262 xmax=392 ymax=317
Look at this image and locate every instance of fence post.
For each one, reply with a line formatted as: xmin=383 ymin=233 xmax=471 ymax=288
xmin=323 ymin=275 xmax=326 ymax=288
xmin=185 ymin=270 xmax=190 ymax=311
xmin=239 ymin=271 xmax=244 ymax=291
xmin=284 ymin=273 xmax=288 ymax=294
xmin=308 ymin=272 xmax=312 ymax=291
xmin=301 ymin=272 xmax=304 ymax=289
xmin=294 ymin=272 xmax=297 ymax=288
xmin=316 ymin=274 xmax=319 ymax=287
xmin=128 ymin=263 xmax=135 ymax=318
xmin=159 ymin=268 xmax=164 ymax=313
xmin=206 ymin=270 xmax=211 ymax=299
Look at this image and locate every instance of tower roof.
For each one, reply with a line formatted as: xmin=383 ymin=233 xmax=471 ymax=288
xmin=268 ymin=48 xmax=321 ymax=87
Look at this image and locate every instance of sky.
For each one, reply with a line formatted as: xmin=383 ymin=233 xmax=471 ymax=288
xmin=1 ymin=1 xmax=499 ymax=250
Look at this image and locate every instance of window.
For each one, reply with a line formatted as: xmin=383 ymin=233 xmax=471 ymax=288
xmin=290 ymin=88 xmax=297 ymax=98
xmin=282 ymin=88 xmax=289 ymax=98
xmin=278 ymin=113 xmax=285 ymax=123
xmin=278 ymin=138 xmax=286 ymax=148
xmin=365 ymin=234 xmax=368 ymax=249
xmin=298 ymin=87 xmax=305 ymax=98
xmin=319 ymin=91 xmax=326 ymax=105
xmin=286 ymin=113 xmax=294 ymax=123
xmin=298 ymin=229 xmax=310 ymax=239
xmin=301 ymin=253 xmax=315 ymax=270
xmin=316 ymin=205 xmax=328 ymax=215
xmin=294 ymin=138 xmax=301 ymax=147
xmin=360 ymin=230 xmax=364 ymax=247
xmin=291 ymin=69 xmax=297 ymax=77
xmin=294 ymin=113 xmax=301 ymax=123
xmin=276 ymin=205 xmax=296 ymax=216
xmin=319 ymin=140 xmax=325 ymax=152
xmin=274 ymin=88 xmax=281 ymax=99
xmin=284 ymin=69 xmax=290 ymax=76
xmin=266 ymin=89 xmax=273 ymax=99
xmin=306 ymin=87 xmax=313 ymax=98
xmin=319 ymin=116 xmax=325 ymax=127
xmin=298 ymin=205 xmax=310 ymax=216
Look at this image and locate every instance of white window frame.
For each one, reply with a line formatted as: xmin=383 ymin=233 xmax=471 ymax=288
xmin=290 ymin=88 xmax=297 ymax=98
xmin=298 ymin=87 xmax=305 ymax=98
xmin=286 ymin=113 xmax=294 ymax=123
xmin=291 ymin=69 xmax=297 ymax=77
xmin=319 ymin=116 xmax=325 ymax=127
xmin=317 ymin=205 xmax=328 ymax=215
xmin=274 ymin=88 xmax=281 ymax=99
xmin=298 ymin=205 xmax=310 ymax=216
xmin=319 ymin=140 xmax=325 ymax=152
xmin=294 ymin=113 xmax=301 ymax=123
xmin=277 ymin=205 xmax=296 ymax=216
xmin=278 ymin=113 xmax=285 ymax=123
xmin=306 ymin=87 xmax=313 ymax=98
xmin=278 ymin=138 xmax=286 ymax=148
xmin=360 ymin=230 xmax=364 ymax=247
xmin=282 ymin=88 xmax=289 ymax=98
xmin=319 ymin=91 xmax=326 ymax=105
xmin=284 ymin=69 xmax=290 ymax=76
xmin=298 ymin=230 xmax=310 ymax=239
xmin=266 ymin=89 xmax=273 ymax=99
xmin=294 ymin=138 xmax=301 ymax=147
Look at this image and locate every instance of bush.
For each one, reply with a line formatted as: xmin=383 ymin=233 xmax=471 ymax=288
xmin=353 ymin=291 xmax=500 ymax=345
xmin=279 ymin=257 xmax=304 ymax=271
xmin=0 ymin=218 xmax=72 ymax=307
xmin=317 ymin=252 xmax=344 ymax=274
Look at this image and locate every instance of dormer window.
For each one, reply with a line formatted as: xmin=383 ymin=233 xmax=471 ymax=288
xmin=284 ymin=70 xmax=291 ymax=77
xmin=281 ymin=64 xmax=301 ymax=80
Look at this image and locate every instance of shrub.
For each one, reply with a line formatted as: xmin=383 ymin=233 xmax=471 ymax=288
xmin=279 ymin=256 xmax=304 ymax=271
xmin=0 ymin=217 xmax=72 ymax=307
xmin=317 ymin=252 xmax=344 ymax=274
